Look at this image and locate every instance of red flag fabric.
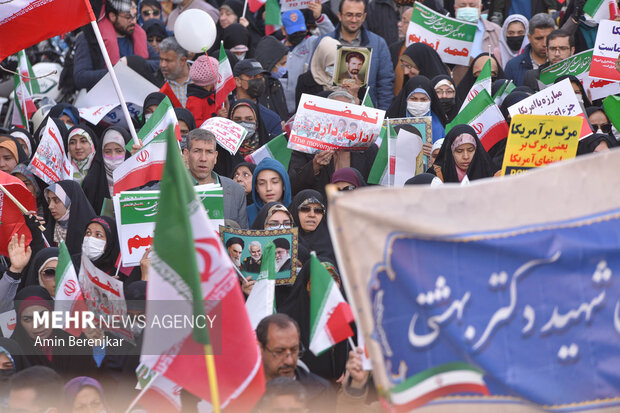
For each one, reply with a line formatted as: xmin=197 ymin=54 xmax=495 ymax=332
xmin=0 ymin=0 xmax=95 ymax=62
xmin=0 ymin=171 xmax=35 ymax=256
xmin=159 ymin=82 xmax=183 ymax=108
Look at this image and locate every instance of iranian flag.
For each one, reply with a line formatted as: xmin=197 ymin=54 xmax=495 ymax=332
xmin=11 ymin=50 xmax=39 ymax=129
xmin=0 ymin=171 xmax=35 ymax=256
xmin=492 ymin=80 xmax=515 ymax=106
xmin=126 ymin=96 xmax=180 ymax=150
xmin=367 ymin=123 xmax=397 ymax=186
xmin=362 ymin=87 xmax=374 ymax=108
xmin=309 ymin=253 xmax=354 ymax=355
xmin=264 ymin=0 xmax=282 ymax=35
xmin=134 ymin=364 xmax=182 ymax=413
xmin=390 ymin=362 xmax=489 ymax=411
xmin=584 ymin=0 xmax=619 ymax=21
xmin=140 ymin=125 xmax=265 ymax=410
xmin=215 ymin=41 xmax=236 ymax=108
xmin=0 ymin=0 xmax=95 ymax=62
xmin=113 ymin=123 xmax=170 ymax=194
xmin=459 ymin=58 xmax=492 ymax=111
xmin=245 ymin=242 xmax=276 ymax=330
xmin=447 ymin=89 xmax=508 ymax=152
xmin=54 ymin=241 xmax=86 ymax=337
xmin=244 ymin=134 xmax=292 ymax=169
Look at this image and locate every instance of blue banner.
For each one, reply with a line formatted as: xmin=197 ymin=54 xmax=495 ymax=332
xmin=370 ymin=210 xmax=620 ymax=410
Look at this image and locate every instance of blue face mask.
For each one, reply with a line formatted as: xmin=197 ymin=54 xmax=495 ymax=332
xmin=273 ymin=66 xmax=288 ymax=79
xmin=456 ymin=7 xmax=479 ymax=23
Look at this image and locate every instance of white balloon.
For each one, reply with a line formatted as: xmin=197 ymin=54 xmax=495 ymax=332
xmin=173 ymin=9 xmax=217 ymax=53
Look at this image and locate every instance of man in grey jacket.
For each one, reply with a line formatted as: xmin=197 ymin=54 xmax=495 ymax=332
xmin=183 ymin=129 xmax=249 ymax=228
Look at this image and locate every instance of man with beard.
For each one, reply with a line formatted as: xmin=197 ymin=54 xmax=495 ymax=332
xmin=338 ymin=51 xmax=365 ymax=84
xmin=158 ymin=37 xmax=191 ymax=107
xmin=73 ymin=0 xmax=160 ymax=90
xmin=242 ymin=241 xmax=262 ymax=273
xmin=274 ymin=238 xmax=292 ymax=272
xmin=226 ymin=237 xmax=245 ymax=269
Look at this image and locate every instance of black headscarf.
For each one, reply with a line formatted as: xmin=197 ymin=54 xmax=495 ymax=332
xmin=401 ymin=43 xmax=450 ymax=81
xmin=142 ymin=92 xmax=167 ymax=114
xmin=0 ymin=134 xmax=29 ymax=166
xmin=434 ymin=124 xmax=497 ymax=183
xmin=0 ymin=338 xmax=29 ymax=372
xmin=48 ymin=103 xmax=80 ymax=126
xmin=455 ymin=53 xmax=505 ymax=104
xmin=12 ymin=286 xmax=55 ymax=367
xmin=82 ymin=126 xmax=132 ymax=214
xmin=431 ymin=74 xmax=458 ymax=123
xmin=500 ymin=91 xmax=531 ymax=123
xmin=44 ymin=180 xmax=97 ymax=256
xmin=231 ymin=161 xmax=257 ymax=206
xmin=577 ymin=133 xmax=617 ymax=155
xmin=25 ymin=247 xmax=59 ymax=288
xmin=387 ymin=75 xmax=447 ymax=125
xmin=291 ymin=190 xmax=335 ymax=263
xmin=222 ymin=23 xmax=252 ymax=52
xmin=250 ymin=202 xmax=294 ymax=230
xmin=278 ymin=257 xmax=349 ymax=381
xmin=10 ymin=127 xmax=37 ymax=159
xmin=174 ymin=107 xmax=197 ymax=131
xmin=555 ymin=75 xmax=592 ymax=108
xmin=85 ymin=216 xmax=120 ymax=275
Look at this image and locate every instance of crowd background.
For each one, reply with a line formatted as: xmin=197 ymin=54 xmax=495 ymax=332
xmin=1 ymin=0 xmax=619 ymax=411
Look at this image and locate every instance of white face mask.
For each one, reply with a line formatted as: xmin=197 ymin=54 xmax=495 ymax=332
xmin=82 ymin=236 xmax=106 ymax=261
xmin=144 ymin=113 xmax=152 ymax=122
xmin=103 ymin=155 xmax=125 ymax=172
xmin=325 ymin=65 xmax=335 ymax=78
xmin=456 ymin=7 xmax=480 ymax=23
xmin=407 ymin=101 xmax=431 ymax=117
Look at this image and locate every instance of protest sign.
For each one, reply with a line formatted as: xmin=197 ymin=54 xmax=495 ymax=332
xmin=391 ymin=117 xmax=431 ymax=184
xmin=219 ymin=227 xmax=299 ymax=285
xmin=113 ymin=185 xmax=225 ymax=266
xmin=507 ymin=78 xmax=592 ymax=140
xmin=78 ymin=104 xmax=117 ymax=125
xmin=79 ymin=256 xmax=133 ymax=342
xmin=280 ymin=0 xmax=327 ymax=11
xmin=501 ymin=114 xmax=582 ymax=176
xmin=0 ymin=309 xmax=16 ymax=338
xmin=590 ymin=19 xmax=620 ymax=82
xmin=539 ymin=49 xmax=620 ymax=101
xmin=406 ymin=2 xmax=476 ymax=66
xmin=199 ymin=117 xmax=248 ymax=155
xmin=289 ymin=94 xmax=385 ymax=154
xmin=328 ymin=149 xmax=620 ymax=412
xmin=334 ymin=46 xmax=372 ymax=87
xmin=29 ymin=117 xmax=72 ymax=185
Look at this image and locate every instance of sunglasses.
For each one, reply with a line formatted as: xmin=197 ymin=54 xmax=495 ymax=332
xmin=338 ymin=185 xmax=356 ymax=191
xmin=593 ymin=123 xmax=612 ymax=134
xmin=299 ymin=206 xmax=325 ymax=214
xmin=41 ymin=268 xmax=56 ymax=278
xmin=142 ymin=10 xmax=160 ymax=17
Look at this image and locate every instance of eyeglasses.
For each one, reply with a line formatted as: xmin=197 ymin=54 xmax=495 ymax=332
xmin=263 ymin=342 xmax=305 ymax=360
xmin=266 ymin=221 xmax=292 ymax=228
xmin=299 ymin=206 xmax=325 ymax=214
xmin=142 ymin=9 xmax=161 ymax=17
xmin=118 ymin=12 xmax=138 ymax=20
xmin=593 ymin=123 xmax=612 ymax=134
xmin=338 ymin=185 xmax=356 ymax=191
xmin=41 ymin=268 xmax=56 ymax=278
xmin=548 ymin=46 xmax=570 ymax=53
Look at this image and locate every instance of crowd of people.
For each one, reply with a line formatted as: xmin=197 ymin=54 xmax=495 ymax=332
xmin=1 ymin=0 xmax=619 ymax=411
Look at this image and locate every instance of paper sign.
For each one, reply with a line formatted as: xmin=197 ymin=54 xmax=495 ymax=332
xmin=78 ymin=104 xmax=117 ymax=125
xmin=501 ymin=114 xmax=582 ymax=176
xmin=289 ymin=94 xmax=385 ymax=154
xmin=28 ymin=117 xmax=72 ymax=185
xmin=508 ymin=78 xmax=592 ymax=140
xmin=539 ymin=49 xmax=620 ymax=101
xmin=590 ymin=19 xmax=620 ymax=82
xmin=280 ymin=0 xmax=327 ymax=12
xmin=0 ymin=309 xmax=16 ymax=338
xmin=406 ymin=2 xmax=476 ymax=66
xmin=113 ymin=185 xmax=225 ymax=266
xmin=199 ymin=117 xmax=248 ymax=155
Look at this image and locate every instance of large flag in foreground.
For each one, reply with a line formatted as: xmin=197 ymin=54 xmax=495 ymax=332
xmin=328 ymin=151 xmax=620 ymax=411
xmin=141 ymin=124 xmax=264 ymax=410
xmin=0 ymin=0 xmax=94 ymax=62
xmin=0 ymin=171 xmax=35 ymax=256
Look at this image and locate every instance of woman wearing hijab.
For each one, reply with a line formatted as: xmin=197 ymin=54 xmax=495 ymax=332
xmin=82 ymin=127 xmax=132 ymax=214
xmin=48 ymin=103 xmax=80 ymax=129
xmin=44 ymin=180 xmax=96 ymax=255
xmin=577 ymin=133 xmax=616 ymax=155
xmin=397 ymin=43 xmax=450 ymax=96
xmin=431 ymin=124 xmax=498 ymax=183
xmin=431 ymin=75 xmax=459 ymax=123
xmin=12 ymin=164 xmax=43 ymax=215
xmin=278 ymin=257 xmax=349 ymax=382
xmin=498 ymin=15 xmax=529 ymax=68
xmin=10 ymin=128 xmax=37 ymax=159
xmin=291 ymin=190 xmax=335 ymax=263
xmin=586 ymin=106 xmax=616 ymax=142
xmin=231 ymin=162 xmax=256 ymax=206
xmin=246 ymin=158 xmax=293 ymax=225
xmin=75 ymin=216 xmax=120 ymax=277
xmin=25 ymin=247 xmax=59 ymax=297
xmin=222 ymin=23 xmax=253 ymax=60
xmin=142 ymin=92 xmax=167 ymax=122
xmin=12 ymin=286 xmax=96 ymax=376
xmin=65 ymin=125 xmax=98 ymax=184
xmin=455 ymin=54 xmax=505 ymax=104
xmin=0 ymin=134 xmax=28 ymax=173
xmin=295 ymin=37 xmax=341 ymax=105
xmin=0 ymin=338 xmax=30 ymax=404
xmin=330 ymin=167 xmax=365 ymax=191
xmin=174 ymin=107 xmax=197 ymax=149
xmin=63 ymin=376 xmax=110 ymax=413
xmin=555 ymin=75 xmax=592 ymax=109
xmin=387 ymin=76 xmax=447 ymax=143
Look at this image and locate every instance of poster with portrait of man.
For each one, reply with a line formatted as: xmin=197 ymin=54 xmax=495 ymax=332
xmin=334 ymin=46 xmax=372 ymax=87
xmin=219 ymin=227 xmax=299 ymax=285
